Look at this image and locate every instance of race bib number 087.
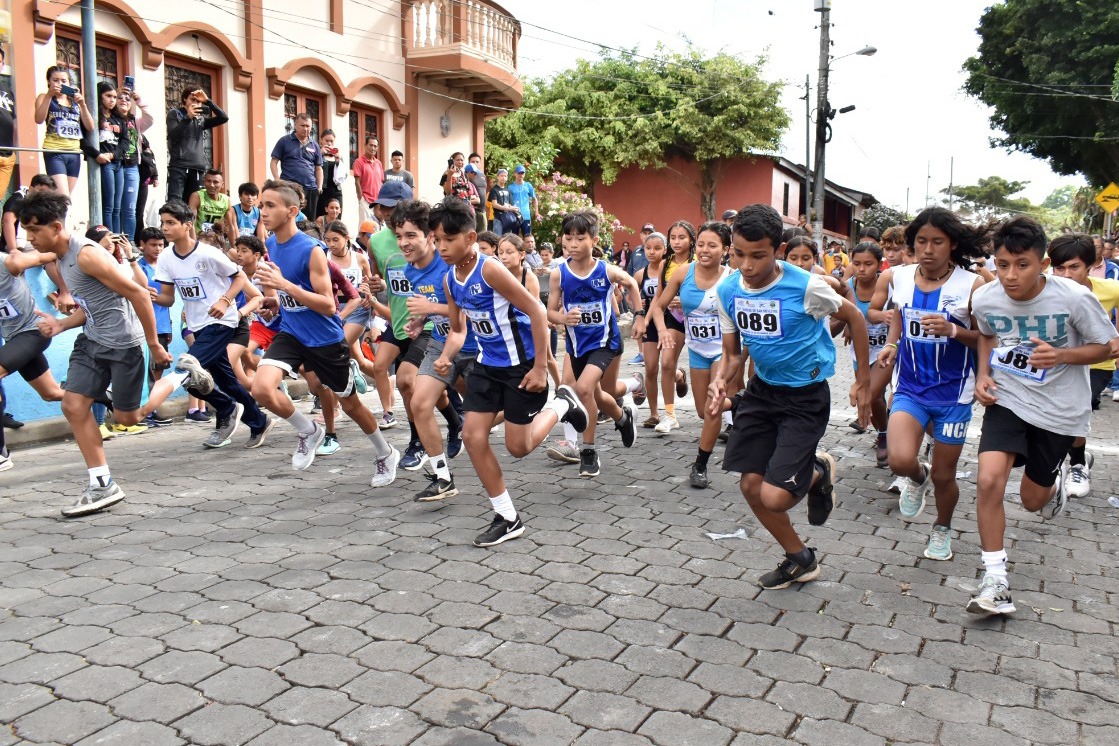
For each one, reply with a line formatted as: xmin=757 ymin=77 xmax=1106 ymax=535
xmin=174 ymin=277 xmax=207 ymax=302
xmin=733 ymin=297 xmax=782 ymax=338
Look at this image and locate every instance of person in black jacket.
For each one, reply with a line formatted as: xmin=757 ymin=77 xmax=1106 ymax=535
xmin=134 ymin=134 xmax=158 ymax=243
xmin=166 ymin=88 xmax=228 ymax=203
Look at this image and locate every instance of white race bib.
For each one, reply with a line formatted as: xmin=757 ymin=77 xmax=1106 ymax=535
xmin=342 ymin=268 xmax=362 ymax=288
xmin=387 ymin=268 xmax=412 ymax=297
xmin=733 ymin=297 xmax=783 ymax=338
xmin=55 ymin=117 xmax=81 ymax=139
xmin=277 ymin=290 xmax=306 ymax=311
xmin=0 ymin=299 xmax=20 ymax=319
xmin=174 ymin=277 xmax=207 ymax=302
xmin=431 ymin=314 xmax=451 ymax=337
xmin=466 ymin=308 xmax=497 ymax=338
xmin=903 ymin=308 xmax=949 ymax=344
xmin=570 ymin=302 xmax=605 ymax=327
xmin=867 ymin=322 xmax=889 ymax=350
xmin=686 ymin=313 xmax=719 ymax=341
xmin=642 ymin=277 xmax=658 ymax=299
xmin=990 ymin=343 xmax=1046 ymax=382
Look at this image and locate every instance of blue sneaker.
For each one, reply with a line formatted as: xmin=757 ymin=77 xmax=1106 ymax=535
xmin=349 ymin=359 xmax=368 ymax=395
xmin=400 ymin=440 xmax=428 ymax=471
xmin=898 ymin=462 xmax=931 ymax=520
xmin=629 ymin=353 xmax=644 ymax=365
xmin=923 ymin=525 xmax=953 ymax=561
xmin=447 ymin=424 xmax=463 ymax=459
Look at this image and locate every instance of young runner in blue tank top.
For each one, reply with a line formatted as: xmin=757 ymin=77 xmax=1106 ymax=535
xmin=639 ymin=221 xmax=732 ymax=489
xmin=434 ymin=198 xmax=589 ymax=547
xmin=710 ymin=204 xmax=872 ymax=590
xmin=877 ymin=207 xmax=987 ymax=562
xmin=548 ymin=210 xmax=642 ymax=477
xmin=249 ymin=179 xmax=399 ymax=487
xmin=846 ymin=242 xmax=890 ymax=467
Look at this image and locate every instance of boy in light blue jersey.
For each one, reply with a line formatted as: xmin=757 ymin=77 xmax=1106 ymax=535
xmin=709 ymin=204 xmax=871 ymax=590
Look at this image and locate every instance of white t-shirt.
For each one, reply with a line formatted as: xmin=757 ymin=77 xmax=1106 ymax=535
xmin=155 ymin=241 xmax=241 ymax=331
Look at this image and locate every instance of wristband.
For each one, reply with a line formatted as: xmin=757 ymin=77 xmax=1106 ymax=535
xmin=949 ymin=324 xmax=958 ymax=339
xmin=885 ymin=342 xmax=898 ymax=349
xmin=633 ymin=309 xmax=646 ymax=317
xmin=218 ymin=296 xmax=233 ymax=306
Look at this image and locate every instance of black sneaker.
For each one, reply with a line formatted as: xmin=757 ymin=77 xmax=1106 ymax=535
xmin=690 ymin=464 xmax=709 ymax=489
xmin=554 ymin=385 xmax=588 ymax=433
xmin=474 ymin=514 xmax=525 ymax=547
xmin=415 ymin=475 xmax=459 ymax=503
xmin=400 ymin=440 xmax=428 ymax=471
xmin=447 ymin=425 xmax=463 ymax=459
xmin=806 ymin=451 xmax=837 ymax=526
xmin=3 ymin=412 xmax=25 ymax=429
xmin=615 ymin=404 xmax=636 ymax=448
xmin=579 ymin=448 xmax=601 ymax=477
xmin=758 ymin=550 xmax=820 ymax=590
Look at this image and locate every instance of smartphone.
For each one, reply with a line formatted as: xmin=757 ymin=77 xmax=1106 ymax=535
xmin=60 ymin=84 xmax=78 ymax=96
xmin=123 ymin=75 xmax=135 ymax=91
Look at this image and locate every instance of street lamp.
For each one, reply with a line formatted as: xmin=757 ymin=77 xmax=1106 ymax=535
xmin=811 ymin=2 xmax=875 ymax=246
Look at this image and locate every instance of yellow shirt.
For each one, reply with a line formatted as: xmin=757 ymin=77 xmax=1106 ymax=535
xmin=1088 ymin=277 xmax=1119 ymax=371
xmin=823 ymin=251 xmax=848 ymax=276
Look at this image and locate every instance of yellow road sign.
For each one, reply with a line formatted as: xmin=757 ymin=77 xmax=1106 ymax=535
xmin=1095 ymin=183 xmax=1119 ymax=211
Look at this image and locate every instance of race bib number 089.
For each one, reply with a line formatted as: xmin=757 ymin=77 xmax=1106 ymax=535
xmin=733 ymin=297 xmax=782 ymax=338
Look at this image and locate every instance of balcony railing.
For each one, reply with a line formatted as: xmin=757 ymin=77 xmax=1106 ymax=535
xmin=408 ymin=0 xmax=519 ymax=69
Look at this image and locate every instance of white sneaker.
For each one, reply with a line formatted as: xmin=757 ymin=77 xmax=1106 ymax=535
xmin=966 ymin=573 xmax=1015 ymax=616
xmin=1065 ymin=453 xmax=1092 ymax=498
xmin=1040 ymin=460 xmax=1069 ymax=520
xmin=292 ymin=423 xmax=327 ymax=471
xmin=1114 ymin=389 xmax=1119 ymax=402
xmin=898 ymin=461 xmax=931 ymax=520
xmin=370 ymin=446 xmax=400 ymax=488
xmin=0 ymin=448 xmax=11 ymax=472
xmin=887 ymin=476 xmax=906 ymax=494
xmin=654 ymin=414 xmax=679 ymax=435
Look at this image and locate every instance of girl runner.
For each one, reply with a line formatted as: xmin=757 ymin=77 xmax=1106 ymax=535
xmin=323 ymin=220 xmax=378 ymax=391
xmin=652 ymin=221 xmax=694 ymax=433
xmin=633 ymin=232 xmax=667 ymax=428
xmin=846 ymin=242 xmax=890 ymax=466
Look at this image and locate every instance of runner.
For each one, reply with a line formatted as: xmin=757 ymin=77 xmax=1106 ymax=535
xmin=323 ymin=219 xmax=378 ymax=390
xmin=846 ymin=242 xmax=890 ymax=466
xmin=497 ymin=234 xmax=561 ymax=387
xmin=633 ymin=231 xmax=667 ymax=428
xmin=651 ymin=220 xmax=694 ymax=433
xmin=232 ymin=182 xmax=266 ymax=240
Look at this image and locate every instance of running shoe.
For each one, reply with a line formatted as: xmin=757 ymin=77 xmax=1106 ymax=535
xmin=675 ymin=369 xmax=688 ymax=397
xmin=629 ymin=353 xmax=644 ymax=365
xmin=316 ymin=433 xmax=341 ymax=455
xmin=1065 ymin=452 xmax=1092 ymax=498
xmin=887 ymin=476 xmax=905 ymax=494
xmin=966 ymin=573 xmax=1015 ymax=616
xmin=245 ymin=417 xmax=278 ymax=449
xmin=631 ymin=372 xmax=647 ymax=407
xmin=1041 ymin=461 xmax=1069 ymax=520
xmin=176 ymin=353 xmax=215 ymax=395
xmin=848 ymin=419 xmax=868 ymax=434
xmin=2 ymin=413 xmax=24 ymax=429
xmin=554 ymin=385 xmax=588 ymax=433
xmin=185 ymin=409 xmax=211 ymax=424
xmin=111 ymin=423 xmax=148 ymax=435
xmin=616 ymin=403 xmax=637 ymax=448
xmin=309 ymin=396 xmax=322 ymax=415
xmin=642 ymin=415 xmax=660 ymax=429
xmin=474 ymin=514 xmax=525 ymax=547
xmin=0 ymin=448 xmax=12 ymax=472
xmin=370 ymin=446 xmax=400 ymax=488
xmin=597 ymin=409 xmax=610 ymax=425
xmin=1114 ymin=389 xmax=1119 ymax=402
xmin=690 ymin=463 xmax=709 ymax=489
xmin=400 ymin=440 xmax=428 ymax=471
xmin=379 ymin=411 xmax=397 ymax=429
xmin=415 ymin=475 xmax=459 ymax=502
xmin=292 ymin=423 xmax=327 ymax=471
xmin=446 ymin=424 xmax=463 ymax=459
xmin=144 ymin=412 xmax=173 ymax=427
xmin=349 ymin=359 xmax=368 ymax=394
xmin=875 ymin=432 xmax=889 ymax=469
xmin=545 ymin=440 xmax=580 ymax=464
xmin=653 ymin=414 xmax=679 ymax=435
xmin=98 ymin=423 xmax=115 ymax=441
xmin=898 ymin=462 xmax=931 ymax=520
xmin=758 ymin=550 xmax=820 ymax=590
xmin=62 ymin=481 xmax=125 ymax=518
xmin=923 ymin=525 xmax=953 ymax=561
xmin=806 ymin=451 xmax=836 ymax=526
xmin=579 ymin=448 xmax=601 ymax=477
xmin=205 ymin=403 xmax=243 ymax=449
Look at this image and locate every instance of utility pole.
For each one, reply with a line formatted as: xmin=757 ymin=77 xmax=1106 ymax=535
xmin=925 ymin=161 xmax=931 ymax=207
xmin=948 ymin=157 xmax=954 ymax=209
xmin=81 ymin=0 xmax=102 ymax=224
xmin=803 ymin=75 xmax=811 ymax=223
xmin=811 ymin=4 xmax=831 ymax=247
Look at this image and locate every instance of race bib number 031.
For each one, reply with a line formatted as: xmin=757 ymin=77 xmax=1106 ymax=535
xmin=687 ymin=313 xmax=719 ymax=341
xmin=733 ymin=297 xmax=782 ymax=338
xmin=903 ymin=308 xmax=948 ymax=344
xmin=990 ymin=343 xmax=1046 ymax=382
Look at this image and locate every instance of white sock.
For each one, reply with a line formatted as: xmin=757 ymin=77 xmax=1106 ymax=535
xmin=164 ymin=372 xmax=189 ymax=390
xmin=431 ymin=454 xmax=451 ymax=482
xmin=982 ymin=549 xmax=1008 ymax=580
xmin=623 ymin=376 xmax=641 ymax=394
xmin=562 ymin=421 xmax=578 ymax=444
xmin=367 ymin=429 xmax=392 ymax=459
xmin=489 ymin=490 xmax=517 ymax=521
xmin=545 ymin=395 xmax=571 ymax=420
xmin=286 ymin=410 xmax=317 ymax=437
xmin=89 ymin=465 xmax=111 ymax=488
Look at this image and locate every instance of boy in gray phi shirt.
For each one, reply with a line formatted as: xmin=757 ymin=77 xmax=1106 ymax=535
xmin=968 ymin=216 xmax=1118 ymax=617
xmin=24 ymin=192 xmax=213 ymax=518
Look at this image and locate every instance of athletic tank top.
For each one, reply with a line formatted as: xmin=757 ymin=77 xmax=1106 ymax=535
xmin=337 ymin=248 xmax=363 ymax=290
xmin=234 ymin=204 xmax=260 ymax=236
xmin=266 ymin=231 xmax=344 ymax=346
xmin=406 ymin=252 xmax=478 ymax=354
xmin=848 ymin=277 xmax=888 ymax=363
xmin=57 ymin=236 xmax=144 ymax=348
xmin=560 ymin=260 xmax=621 ymax=357
xmin=43 ymin=98 xmax=82 ymax=151
xmin=680 ymin=264 xmax=729 ymax=359
xmin=0 ymin=260 xmax=41 ymax=338
xmin=195 ymin=190 xmax=230 ymax=234
xmin=448 ymin=252 xmax=534 ymax=366
xmin=891 ymin=263 xmax=978 ymax=405
xmin=641 ymin=269 xmax=659 ymax=310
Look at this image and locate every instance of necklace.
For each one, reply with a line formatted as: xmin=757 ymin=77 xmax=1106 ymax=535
xmin=918 ymin=265 xmax=952 ymax=283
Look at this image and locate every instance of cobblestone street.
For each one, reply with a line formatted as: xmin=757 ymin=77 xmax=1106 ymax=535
xmin=2 ymin=342 xmax=1119 ymax=745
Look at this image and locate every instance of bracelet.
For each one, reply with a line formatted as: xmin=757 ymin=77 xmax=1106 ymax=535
xmin=885 ymin=342 xmax=898 ymax=349
xmin=218 ymin=296 xmax=233 ymax=306
xmin=633 ymin=310 xmax=646 ymax=317
xmin=949 ymin=324 xmax=958 ymax=339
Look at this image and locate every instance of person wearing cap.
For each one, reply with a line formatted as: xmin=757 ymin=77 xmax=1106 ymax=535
xmin=488 ymin=168 xmax=517 ymax=237
xmin=508 ymin=165 xmax=538 ymax=237
xmin=467 ymin=153 xmax=489 ymax=233
xmin=440 ymin=152 xmax=478 ymax=214
xmin=722 ymin=209 xmax=738 ymax=225
xmin=270 ymin=113 xmax=324 ymax=220
xmin=356 ymin=218 xmax=379 ymax=253
xmin=353 ymin=136 xmax=385 ymax=223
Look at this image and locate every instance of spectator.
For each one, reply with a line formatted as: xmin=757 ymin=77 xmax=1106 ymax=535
xmin=1 ymin=175 xmax=54 ymax=252
xmin=467 ymin=153 xmax=489 ymax=233
xmin=352 ymin=135 xmax=384 ymax=222
xmin=112 ymin=84 xmax=153 ymax=242
xmin=166 ymin=87 xmax=228 ymax=202
xmin=628 ymin=223 xmax=654 ymax=278
xmin=488 ymin=168 xmax=517 ymax=236
xmin=317 ymin=128 xmax=344 ymax=220
xmin=508 ymin=164 xmax=538 ymax=236
xmin=82 ymin=82 xmax=126 ymax=232
xmin=615 ymin=241 xmax=631 ymax=271
xmin=35 ymin=66 xmax=94 ymax=196
xmin=440 ymin=152 xmax=477 ymax=213
xmin=384 ymin=149 xmax=414 ymax=193
xmin=0 ymin=47 xmax=14 ymax=199
xmin=134 ymin=134 xmax=158 ymax=242
xmin=722 ymin=209 xmax=737 ymax=225
xmin=188 ymin=168 xmax=230 ymax=236
xmin=270 ymin=112 xmax=324 ymax=218
xmin=858 ymin=226 xmax=881 ymax=244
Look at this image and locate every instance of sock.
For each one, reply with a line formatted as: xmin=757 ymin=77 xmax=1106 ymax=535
xmin=88 ymin=465 xmax=111 ymax=488
xmin=326 ymin=432 xmax=336 ymax=439
xmin=876 ymin=430 xmax=887 ymax=444
xmin=982 ymin=549 xmax=1008 ymax=580
xmin=164 ymin=371 xmax=189 ymax=390
xmin=696 ymin=448 xmax=712 ymax=468
xmin=665 ymin=403 xmax=675 ymax=417
xmin=431 ymin=453 xmax=451 ymax=482
xmin=189 ymin=408 xmax=198 ymax=414
xmin=408 ymin=419 xmax=419 ymax=443
xmin=1068 ymin=444 xmax=1086 ymax=467
xmin=582 ymin=442 xmax=596 ymax=452
xmin=367 ymin=429 xmax=392 ymax=459
xmin=786 ymin=546 xmax=813 ymax=567
xmin=440 ymin=404 xmax=462 ymax=432
xmin=489 ymin=490 xmax=517 ymax=521
xmin=623 ymin=376 xmax=641 ymax=394
xmin=286 ymin=410 xmax=317 ymax=436
xmin=545 ymin=395 xmax=571 ymax=420
xmin=562 ymin=421 xmax=578 ymax=444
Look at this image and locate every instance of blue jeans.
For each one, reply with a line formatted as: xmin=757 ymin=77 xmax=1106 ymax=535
xmin=120 ymin=165 xmax=140 ymax=240
xmin=100 ymin=160 xmax=124 ymax=232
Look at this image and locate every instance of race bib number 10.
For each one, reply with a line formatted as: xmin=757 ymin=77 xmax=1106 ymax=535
xmin=733 ymin=297 xmax=782 ymax=338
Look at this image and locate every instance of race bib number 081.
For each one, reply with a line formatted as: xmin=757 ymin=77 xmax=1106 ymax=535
xmin=990 ymin=343 xmax=1046 ymax=382
xmin=733 ymin=297 xmax=782 ymax=338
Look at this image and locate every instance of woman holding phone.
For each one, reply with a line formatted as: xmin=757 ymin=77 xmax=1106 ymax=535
xmin=113 ymin=81 xmax=153 ymax=241
xmin=34 ymin=66 xmax=94 ymax=195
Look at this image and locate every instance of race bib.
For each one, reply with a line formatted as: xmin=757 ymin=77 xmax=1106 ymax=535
xmin=686 ymin=313 xmax=719 ymax=341
xmin=342 ymin=268 xmax=362 ymax=288
xmin=466 ymin=308 xmax=497 ymax=338
xmin=431 ymin=314 xmax=451 ymax=337
xmin=733 ymin=297 xmax=782 ymax=338
xmin=238 ymin=226 xmax=254 ymax=236
xmin=570 ymin=302 xmax=605 ymax=327
xmin=200 ymin=222 xmax=215 ymax=234
xmin=903 ymin=308 xmax=949 ymax=344
xmin=990 ymin=343 xmax=1046 ymax=382
xmin=73 ymin=296 xmax=94 ymax=327
xmin=277 ymin=290 xmax=306 ymax=311
xmin=867 ymin=322 xmax=889 ymax=349
xmin=174 ymin=277 xmax=207 ymax=302
xmin=642 ymin=277 xmax=658 ymax=300
xmin=55 ymin=117 xmax=81 ymax=139
xmin=0 ymin=299 xmax=20 ymax=319
xmin=387 ymin=268 xmax=412 ymax=297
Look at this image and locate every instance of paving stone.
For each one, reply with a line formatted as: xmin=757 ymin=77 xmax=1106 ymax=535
xmin=746 ymin=651 xmax=825 ymax=685
xmin=938 ymin=721 xmax=1030 ymax=746
xmin=574 ymin=730 xmax=655 ymax=746
xmin=636 ymin=711 xmax=734 ymax=746
xmin=342 ymin=670 xmax=432 ymax=707
xmin=486 ymin=641 xmax=566 ymax=675
xmin=789 ymin=717 xmax=885 ymax=746
xmin=0 ymin=650 xmax=87 ymax=684
xmin=411 ymin=687 xmax=505 ymax=729
xmin=74 ymin=720 xmax=185 ymax=746
xmin=262 ymin=686 xmax=358 ymax=726
xmin=14 ymin=699 xmax=115 ymax=743
xmin=705 ymin=695 xmax=796 ymax=736
xmin=361 ymin=612 xmax=438 ymax=642
xmin=850 ymin=702 xmax=941 ymax=743
xmin=108 ymin=681 xmax=206 ymax=722
xmin=486 ymin=707 xmax=585 ymax=746
xmin=330 ymin=705 xmax=428 ymax=746
xmin=555 ymin=658 xmax=640 ymax=693
xmin=820 ymin=668 xmax=906 ymax=705
xmin=904 ymin=685 xmax=990 ymax=724
xmin=990 ymin=705 xmax=1080 ymax=746
xmin=138 ymin=650 xmax=226 ymax=685
xmin=559 ymin=690 xmax=652 ymax=731
xmin=421 ymin=627 xmax=501 ymax=658
xmin=625 ymin=675 xmax=711 ymax=714
xmin=549 ymin=629 xmax=626 ymax=660
xmin=416 ymin=655 xmax=500 ymax=690
xmin=215 ymin=637 xmax=301 ymax=668
xmin=234 ymin=611 xmax=313 ymax=638
xmin=30 ymin=624 xmax=114 ymax=653
xmin=410 ymin=726 xmax=501 ymax=745
xmin=0 ymin=681 xmax=55 ymax=721
xmin=278 ymin=653 xmax=364 ymax=688
xmin=485 ymin=671 xmax=575 ymax=710
xmin=51 ymin=663 xmax=143 ymax=702
xmin=615 ymin=645 xmax=696 ymax=678
xmin=686 ymin=662 xmax=771 ymax=698
xmin=197 ymin=665 xmax=288 ymax=706
xmin=289 ymin=625 xmax=370 ymax=655
xmin=246 ymin=724 xmax=346 ymax=746
xmin=351 ymin=640 xmax=435 ymax=673
xmin=174 ymin=702 xmax=274 ymax=746
xmin=766 ymin=681 xmax=851 ymax=721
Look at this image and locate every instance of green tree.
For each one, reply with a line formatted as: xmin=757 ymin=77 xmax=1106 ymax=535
xmin=942 ymin=176 xmax=1034 ymax=217
xmin=1041 ymin=184 xmax=1078 ymax=211
xmin=860 ymin=203 xmax=909 ymax=234
xmin=963 ymin=0 xmax=1119 ymax=187
xmin=485 ymin=46 xmax=789 ymax=220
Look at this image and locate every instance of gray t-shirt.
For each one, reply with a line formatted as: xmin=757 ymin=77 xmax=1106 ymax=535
xmin=384 ymin=168 xmax=414 ymax=188
xmin=0 ymin=255 xmax=41 ymax=338
xmin=972 ymin=274 xmax=1118 ymax=436
xmin=57 ymin=235 xmax=144 ymax=348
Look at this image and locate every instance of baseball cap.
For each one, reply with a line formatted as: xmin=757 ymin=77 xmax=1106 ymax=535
xmin=722 ymin=209 xmax=738 ymax=220
xmin=373 ymin=180 xmax=413 ymax=207
xmin=86 ymin=225 xmax=111 ymax=243
xmin=497 ymin=168 xmax=508 ymax=175
xmin=514 ymin=165 xmax=526 ymax=174
xmin=359 ymin=219 xmax=379 ymax=234
xmin=641 ymin=223 xmax=655 ymax=232
xmin=463 ymin=163 xmax=476 ymax=174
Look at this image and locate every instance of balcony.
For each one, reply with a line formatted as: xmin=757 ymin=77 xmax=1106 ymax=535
xmin=403 ymin=0 xmax=523 ymax=109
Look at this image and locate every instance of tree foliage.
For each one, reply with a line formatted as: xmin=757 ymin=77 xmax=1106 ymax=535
xmin=860 ymin=203 xmax=909 ymax=234
xmin=941 ymin=176 xmax=1034 ymax=217
xmin=485 ymin=46 xmax=789 ymax=220
xmin=963 ymin=0 xmax=1119 ymax=186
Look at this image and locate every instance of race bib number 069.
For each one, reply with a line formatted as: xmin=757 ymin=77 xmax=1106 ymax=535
xmin=733 ymin=297 xmax=782 ymax=338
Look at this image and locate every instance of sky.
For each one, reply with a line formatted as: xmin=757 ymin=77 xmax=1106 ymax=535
xmin=499 ymin=0 xmax=1084 ymax=212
